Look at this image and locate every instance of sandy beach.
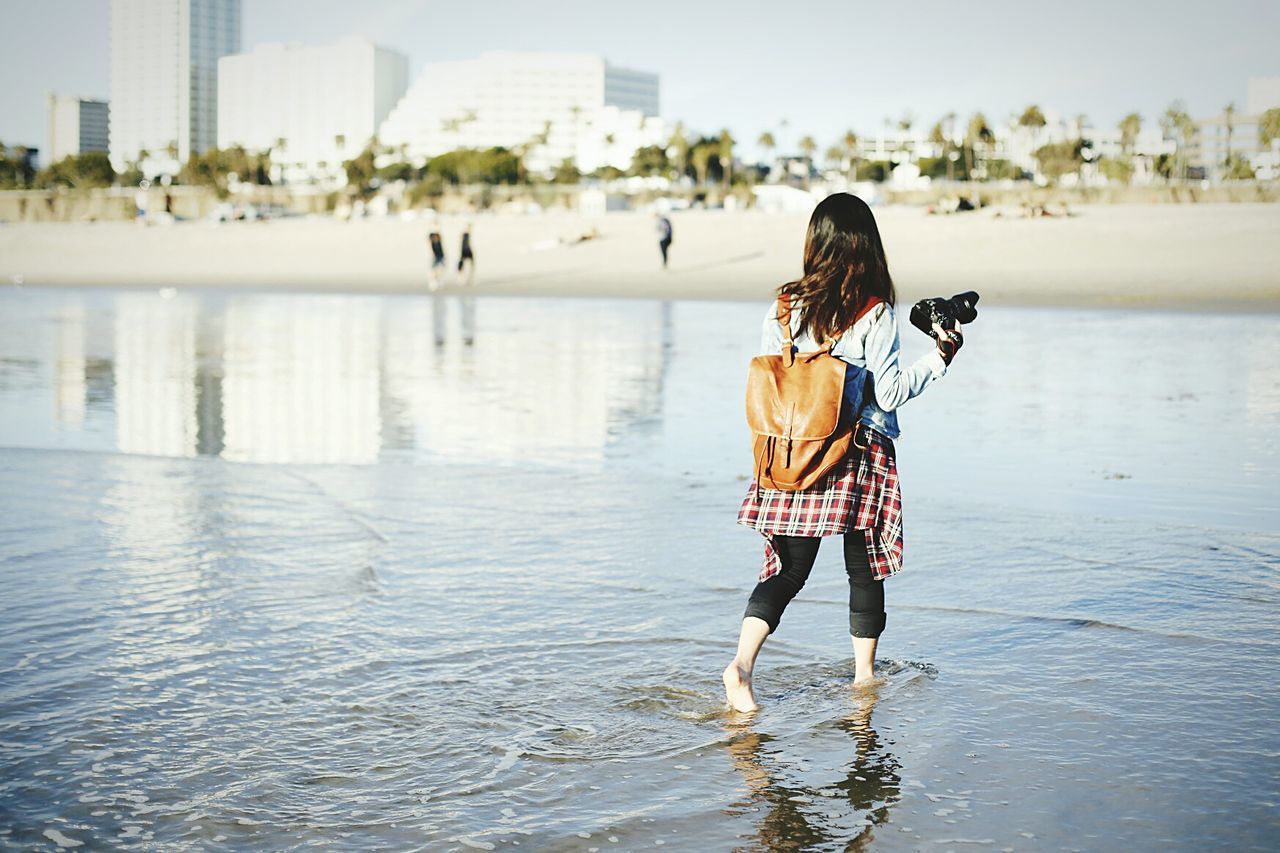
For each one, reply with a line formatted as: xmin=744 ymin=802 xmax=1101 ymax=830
xmin=2 ymin=203 xmax=1278 ymax=309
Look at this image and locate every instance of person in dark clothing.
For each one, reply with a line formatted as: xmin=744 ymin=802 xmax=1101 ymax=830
xmin=457 ymin=225 xmax=475 ymax=285
xmin=427 ymin=229 xmax=446 ymax=291
xmin=656 ymin=214 xmax=673 ymax=268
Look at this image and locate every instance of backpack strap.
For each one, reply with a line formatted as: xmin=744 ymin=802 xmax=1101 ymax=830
xmin=780 ymin=293 xmax=881 ymax=363
xmin=778 ymin=294 xmax=795 ymax=367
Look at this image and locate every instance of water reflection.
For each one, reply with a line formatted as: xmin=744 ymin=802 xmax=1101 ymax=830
xmin=2 ymin=291 xmax=671 ymax=466
xmin=725 ymin=692 xmax=900 ymax=849
xmin=4 ymin=291 xmax=1278 ymax=527
xmin=114 ymin=295 xmax=198 ymax=457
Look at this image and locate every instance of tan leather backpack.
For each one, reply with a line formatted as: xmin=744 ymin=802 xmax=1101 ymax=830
xmin=745 ymin=294 xmax=880 ymax=491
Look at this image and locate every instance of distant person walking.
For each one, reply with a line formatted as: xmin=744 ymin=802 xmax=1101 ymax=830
xmin=656 ymin=214 xmax=673 ymax=268
xmin=457 ymin=225 xmax=475 ymax=286
xmin=427 ymin=229 xmax=446 ymax=291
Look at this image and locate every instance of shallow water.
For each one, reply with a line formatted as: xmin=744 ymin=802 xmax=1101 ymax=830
xmin=0 ymin=288 xmax=1278 ymax=850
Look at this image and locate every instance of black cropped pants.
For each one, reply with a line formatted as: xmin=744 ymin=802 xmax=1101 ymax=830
xmin=743 ymin=530 xmax=887 ymax=638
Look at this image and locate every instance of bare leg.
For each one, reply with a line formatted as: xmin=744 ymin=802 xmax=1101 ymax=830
xmin=852 ymin=636 xmax=878 ymax=685
xmin=723 ymin=616 xmax=770 ymax=712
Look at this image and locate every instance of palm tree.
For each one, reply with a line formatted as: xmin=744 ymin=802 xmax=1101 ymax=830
xmin=1261 ymin=108 xmax=1280 ymax=148
xmin=965 ymin=113 xmax=993 ymax=180
xmin=668 ymin=122 xmax=689 ymax=181
xmin=842 ymin=129 xmax=859 ymax=181
xmin=757 ymin=131 xmax=776 ymax=179
xmin=824 ymin=145 xmax=845 ymax=175
xmin=1223 ymin=102 xmax=1236 ymax=168
xmin=718 ymin=129 xmax=734 ymax=187
xmin=690 ymin=143 xmax=712 ymax=187
xmin=1161 ymin=101 xmax=1194 ymax=181
xmin=798 ymin=135 xmax=817 ymax=189
xmin=1118 ymin=113 xmax=1141 ymax=154
xmin=1018 ymin=105 xmax=1047 ymax=129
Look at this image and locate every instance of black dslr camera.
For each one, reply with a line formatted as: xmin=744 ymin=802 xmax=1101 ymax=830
xmin=909 ymin=291 xmax=980 ymax=339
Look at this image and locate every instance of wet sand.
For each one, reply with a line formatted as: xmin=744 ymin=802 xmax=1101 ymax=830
xmin=1 ymin=289 xmax=1278 ymax=849
xmin=2 ymin=203 xmax=1279 ymax=308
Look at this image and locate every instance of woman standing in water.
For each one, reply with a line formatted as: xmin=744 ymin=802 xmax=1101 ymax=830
xmin=726 ymin=193 xmax=963 ymax=712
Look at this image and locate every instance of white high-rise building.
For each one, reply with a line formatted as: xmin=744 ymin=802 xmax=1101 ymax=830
xmin=378 ymin=51 xmax=663 ymax=174
xmin=48 ymin=96 xmax=110 ymax=163
xmin=108 ymin=0 xmax=241 ymax=174
xmin=217 ymin=39 xmax=409 ymax=186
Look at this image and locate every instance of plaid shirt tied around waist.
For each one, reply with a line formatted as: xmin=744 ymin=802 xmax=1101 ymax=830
xmin=737 ymin=425 xmax=903 ymax=583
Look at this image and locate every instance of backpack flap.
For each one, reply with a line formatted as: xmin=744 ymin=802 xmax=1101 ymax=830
xmin=745 ymin=352 xmax=846 ymax=440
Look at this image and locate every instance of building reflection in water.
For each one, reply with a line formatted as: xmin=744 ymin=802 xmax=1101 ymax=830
xmin=8 ymin=291 xmax=673 ymax=465
xmin=221 ymin=295 xmax=383 ymax=464
xmin=379 ymin=295 xmax=668 ymax=466
xmin=55 ymin=301 xmax=87 ymax=427
xmin=113 ymin=294 xmax=198 ymax=457
xmin=724 ymin=693 xmax=901 ymax=849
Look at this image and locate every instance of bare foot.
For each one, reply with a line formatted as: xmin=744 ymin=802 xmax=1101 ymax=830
xmin=852 ymin=671 xmax=877 ymax=686
xmin=723 ymin=662 xmax=759 ymax=712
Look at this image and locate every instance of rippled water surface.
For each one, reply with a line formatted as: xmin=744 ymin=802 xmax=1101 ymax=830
xmin=1 ymin=288 xmax=1278 ymax=850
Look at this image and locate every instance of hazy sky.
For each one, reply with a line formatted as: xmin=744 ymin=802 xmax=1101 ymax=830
xmin=3 ymin=0 xmax=1277 ymax=160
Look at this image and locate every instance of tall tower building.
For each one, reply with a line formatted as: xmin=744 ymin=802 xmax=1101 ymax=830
xmin=108 ymin=0 xmax=241 ymax=174
xmin=48 ymin=96 xmax=110 ymax=163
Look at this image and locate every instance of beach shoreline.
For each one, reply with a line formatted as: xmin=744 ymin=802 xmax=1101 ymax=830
xmin=3 ymin=203 xmax=1278 ymax=309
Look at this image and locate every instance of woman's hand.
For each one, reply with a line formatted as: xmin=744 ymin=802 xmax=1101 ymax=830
xmin=935 ymin=324 xmax=964 ymax=365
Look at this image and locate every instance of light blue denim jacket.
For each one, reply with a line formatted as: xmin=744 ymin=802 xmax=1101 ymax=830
xmin=760 ymin=300 xmax=947 ymax=439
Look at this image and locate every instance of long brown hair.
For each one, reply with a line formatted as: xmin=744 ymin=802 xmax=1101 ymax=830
xmin=777 ymin=193 xmax=896 ymax=343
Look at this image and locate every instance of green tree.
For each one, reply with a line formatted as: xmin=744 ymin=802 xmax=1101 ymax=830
xmin=965 ymin=113 xmax=993 ymax=180
xmin=757 ymin=131 xmax=776 ymax=172
xmin=377 ymin=160 xmax=417 ymax=183
xmin=1261 ymin=108 xmax=1280 ymax=147
xmin=629 ymin=144 xmax=669 ymax=177
xmin=342 ymin=142 xmax=378 ymax=194
xmin=798 ymin=135 xmax=817 ymax=188
xmin=842 ymin=129 xmax=859 ymax=181
xmin=1223 ymin=153 xmax=1255 ymax=180
xmin=36 ymin=152 xmax=116 ymax=189
xmin=718 ymin=129 xmax=735 ymax=187
xmin=0 ymin=144 xmax=37 ymax=188
xmin=1099 ymin=156 xmax=1135 ymax=185
xmin=855 ymin=160 xmax=890 ymax=182
xmin=824 ymin=144 xmax=845 ymax=172
xmin=1161 ymin=101 xmax=1195 ymax=181
xmin=553 ymin=157 xmax=580 ymax=184
xmin=1119 ymin=112 xmax=1142 ymax=153
xmin=1222 ymin=102 xmax=1236 ymax=168
xmin=984 ymin=159 xmax=1028 ymax=181
xmin=1033 ymin=140 xmax=1084 ymax=184
xmin=668 ymin=122 xmax=689 ymax=181
xmin=1019 ymin=105 xmax=1047 ymax=129
xmin=689 ymin=141 xmax=713 ymax=186
xmin=425 ymin=148 xmax=519 ymax=186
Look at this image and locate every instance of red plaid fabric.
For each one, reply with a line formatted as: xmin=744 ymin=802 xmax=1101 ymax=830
xmin=737 ymin=426 xmax=903 ymax=582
